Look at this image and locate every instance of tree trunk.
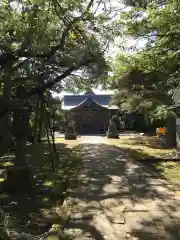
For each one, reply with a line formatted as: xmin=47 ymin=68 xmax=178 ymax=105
xmin=15 ymin=139 xmax=27 ymax=166
xmin=37 ymin=100 xmax=44 ymax=142
xmin=33 ymin=100 xmax=40 ymax=142
xmin=0 ymin=63 xmax=13 ymax=151
xmin=3 ymin=87 xmax=33 ymax=193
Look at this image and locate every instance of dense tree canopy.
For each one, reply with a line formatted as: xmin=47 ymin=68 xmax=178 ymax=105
xmin=111 ymin=0 xmax=180 ymax=122
xmin=0 ymin=0 xmax=121 ymax=120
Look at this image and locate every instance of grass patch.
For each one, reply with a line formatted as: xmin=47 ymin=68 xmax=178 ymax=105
xmin=0 ymin=140 xmax=83 ymax=237
xmin=155 ymin=161 xmax=180 ymax=184
xmin=108 ymin=134 xmax=180 ymax=184
xmin=108 ymin=134 xmax=175 ymax=158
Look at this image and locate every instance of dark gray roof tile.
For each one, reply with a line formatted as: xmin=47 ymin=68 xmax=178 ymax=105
xmin=62 ymin=93 xmax=118 ymax=110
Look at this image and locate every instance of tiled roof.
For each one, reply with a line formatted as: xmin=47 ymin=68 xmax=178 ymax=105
xmin=62 ymin=93 xmax=118 ymax=110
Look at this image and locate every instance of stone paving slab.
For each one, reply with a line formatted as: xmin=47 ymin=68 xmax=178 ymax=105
xmin=110 ymin=223 xmax=127 ymax=240
xmin=171 ymin=211 xmax=180 ymax=224
xmin=94 ymin=212 xmax=127 ymax=240
xmin=67 ymin=199 xmax=101 ymax=213
xmin=145 ymin=199 xmax=180 ymax=213
xmin=102 ymin=183 xmax=129 ymax=194
xmin=149 ymin=210 xmax=171 ymax=222
xmin=121 ymin=198 xmax=149 ymax=212
xmin=142 ymin=178 xmax=171 ymax=185
xmin=124 ymin=212 xmax=158 ymax=234
xmin=103 ymin=208 xmax=125 ymax=224
xmin=99 ymin=198 xmax=124 ymax=208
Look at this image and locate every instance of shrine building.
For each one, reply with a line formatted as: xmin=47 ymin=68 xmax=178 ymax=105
xmin=62 ymin=91 xmax=118 ymax=134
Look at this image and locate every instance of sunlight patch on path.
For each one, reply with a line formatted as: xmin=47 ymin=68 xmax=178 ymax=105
xmin=57 ymin=136 xmax=180 ymax=240
xmin=80 ymin=135 xmax=108 ymax=144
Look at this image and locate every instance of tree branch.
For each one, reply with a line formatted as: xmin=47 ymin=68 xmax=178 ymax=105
xmin=16 ymin=0 xmax=95 ymax=60
xmin=28 ymin=66 xmax=76 ymax=97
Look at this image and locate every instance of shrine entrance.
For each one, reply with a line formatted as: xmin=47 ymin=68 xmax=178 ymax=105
xmin=80 ymin=113 xmax=105 ymax=134
xmin=66 ymin=98 xmax=110 ymax=134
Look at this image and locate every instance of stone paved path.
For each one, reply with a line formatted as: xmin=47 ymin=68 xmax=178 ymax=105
xmin=61 ymin=136 xmax=180 ymax=240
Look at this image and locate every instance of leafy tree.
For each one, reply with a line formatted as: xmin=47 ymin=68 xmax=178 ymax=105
xmin=111 ymin=0 xmax=179 ymax=144
xmin=0 ymin=0 xmax=121 ymax=190
xmin=111 ymin=0 xmax=179 ymax=115
xmin=0 ymin=0 xmax=118 ymax=116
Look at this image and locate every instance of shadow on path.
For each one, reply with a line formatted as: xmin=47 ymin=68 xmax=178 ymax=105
xmin=59 ymin=141 xmax=180 ymax=240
